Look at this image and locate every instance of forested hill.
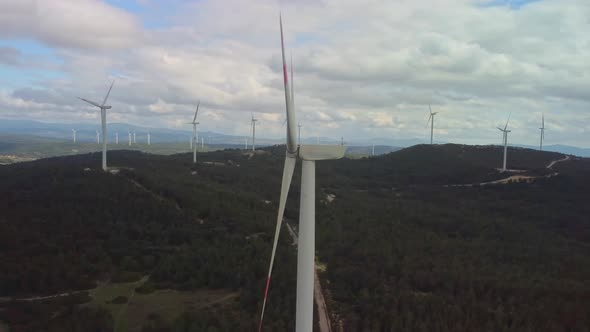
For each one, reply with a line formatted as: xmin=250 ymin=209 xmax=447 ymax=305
xmin=321 ymin=143 xmax=563 ymax=188
xmin=1 ymin=144 xmax=588 ymax=331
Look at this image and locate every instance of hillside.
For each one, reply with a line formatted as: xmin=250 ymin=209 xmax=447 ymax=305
xmin=0 ymin=145 xmax=589 ymax=331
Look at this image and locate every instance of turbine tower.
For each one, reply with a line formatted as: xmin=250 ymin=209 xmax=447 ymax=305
xmin=128 ymin=129 xmax=132 ymax=146
xmin=115 ymin=132 xmax=119 ymax=145
xmin=298 ymin=122 xmax=302 ymax=146
xmin=188 ymin=102 xmax=200 ymax=164
xmin=539 ymin=113 xmax=545 ymax=151
xmin=147 ymin=131 xmax=151 ymax=146
xmin=251 ymin=113 xmax=258 ymax=152
xmin=95 ymin=130 xmax=100 ymax=144
xmin=245 ymin=137 xmax=248 ymax=150
xmin=497 ymin=114 xmax=512 ymax=172
xmin=427 ymin=104 xmax=438 ymax=145
xmin=372 ymin=144 xmax=375 ymax=156
xmin=258 ymin=16 xmax=345 ymax=332
xmin=78 ymin=81 xmax=113 ymax=171
xmin=72 ymin=129 xmax=77 ymax=143
xmin=133 ymin=131 xmax=136 ymax=144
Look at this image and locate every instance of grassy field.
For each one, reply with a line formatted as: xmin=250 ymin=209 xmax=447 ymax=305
xmin=86 ymin=277 xmax=238 ymax=332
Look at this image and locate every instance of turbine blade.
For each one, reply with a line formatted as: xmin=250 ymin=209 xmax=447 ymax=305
xmin=290 ymin=52 xmax=294 ymax=107
xmin=193 ymin=101 xmax=200 ymax=123
xmin=280 ymin=14 xmax=297 ymax=154
xmin=78 ymin=97 xmax=101 ymax=108
xmin=504 ymin=112 xmax=511 ymax=130
xmin=259 ymin=155 xmax=296 ymax=332
xmin=101 ymin=80 xmax=115 ymax=106
xmin=429 ymin=104 xmax=432 ymax=115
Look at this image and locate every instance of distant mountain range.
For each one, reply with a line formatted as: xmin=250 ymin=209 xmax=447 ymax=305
xmin=1 ymin=119 xmax=589 ymax=157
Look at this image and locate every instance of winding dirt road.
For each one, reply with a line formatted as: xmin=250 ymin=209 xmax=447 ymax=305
xmin=446 ymin=155 xmax=571 ymax=188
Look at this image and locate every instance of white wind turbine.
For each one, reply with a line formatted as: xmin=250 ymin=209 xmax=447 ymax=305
xmin=258 ymin=16 xmax=345 ymax=332
xmin=72 ymin=129 xmax=77 ymax=143
xmin=427 ymin=104 xmax=438 ymax=145
xmin=372 ymin=144 xmax=375 ymax=156
xmin=497 ymin=113 xmax=512 ymax=172
xmin=188 ymin=102 xmax=200 ymax=164
xmin=78 ymin=81 xmax=114 ymax=171
xmin=95 ymin=130 xmax=100 ymax=144
xmin=251 ymin=113 xmax=258 ymax=152
xmin=128 ymin=129 xmax=132 ymax=146
xmin=298 ymin=122 xmax=302 ymax=145
xmin=115 ymin=132 xmax=119 ymax=145
xmin=147 ymin=131 xmax=151 ymax=146
xmin=133 ymin=131 xmax=136 ymax=144
xmin=539 ymin=113 xmax=545 ymax=151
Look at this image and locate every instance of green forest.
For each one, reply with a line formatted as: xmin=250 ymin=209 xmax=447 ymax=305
xmin=0 ymin=144 xmax=588 ymax=331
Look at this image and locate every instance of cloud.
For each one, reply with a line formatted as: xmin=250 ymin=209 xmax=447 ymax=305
xmin=0 ymin=46 xmax=21 ymax=65
xmin=0 ymin=0 xmax=589 ymax=147
xmin=0 ymin=0 xmax=142 ymax=50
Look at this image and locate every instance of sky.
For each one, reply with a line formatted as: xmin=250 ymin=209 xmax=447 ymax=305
xmin=0 ymin=0 xmax=588 ymax=147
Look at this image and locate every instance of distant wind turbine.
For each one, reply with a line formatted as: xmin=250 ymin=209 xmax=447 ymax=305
xmin=128 ymin=129 xmax=132 ymax=146
xmin=188 ymin=102 xmax=200 ymax=163
xmin=372 ymin=144 xmax=375 ymax=156
xmin=115 ymin=132 xmax=119 ymax=145
xmin=72 ymin=129 xmax=77 ymax=143
xmin=258 ymin=16 xmax=345 ymax=332
xmin=147 ymin=131 xmax=151 ymax=146
xmin=78 ymin=80 xmax=114 ymax=171
xmin=427 ymin=104 xmax=438 ymax=145
xmin=251 ymin=113 xmax=258 ymax=152
xmin=497 ymin=113 xmax=512 ymax=172
xmin=133 ymin=131 xmax=136 ymax=144
xmin=539 ymin=113 xmax=545 ymax=151
xmin=95 ymin=130 xmax=100 ymax=144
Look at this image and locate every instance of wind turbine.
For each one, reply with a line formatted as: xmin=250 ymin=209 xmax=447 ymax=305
xmin=78 ymin=81 xmax=114 ymax=171
xmin=72 ymin=129 xmax=77 ymax=143
xmin=128 ymin=129 xmax=132 ymax=146
xmin=427 ymin=104 xmax=438 ymax=145
xmin=188 ymin=102 xmax=200 ymax=164
xmin=95 ymin=130 xmax=100 ymax=144
xmin=147 ymin=131 xmax=151 ymax=146
xmin=372 ymin=144 xmax=375 ymax=156
xmin=251 ymin=113 xmax=258 ymax=152
xmin=258 ymin=16 xmax=345 ymax=332
xmin=497 ymin=113 xmax=512 ymax=172
xmin=115 ymin=132 xmax=119 ymax=145
xmin=539 ymin=113 xmax=545 ymax=151
xmin=298 ymin=122 xmax=302 ymax=146
xmin=133 ymin=131 xmax=136 ymax=144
